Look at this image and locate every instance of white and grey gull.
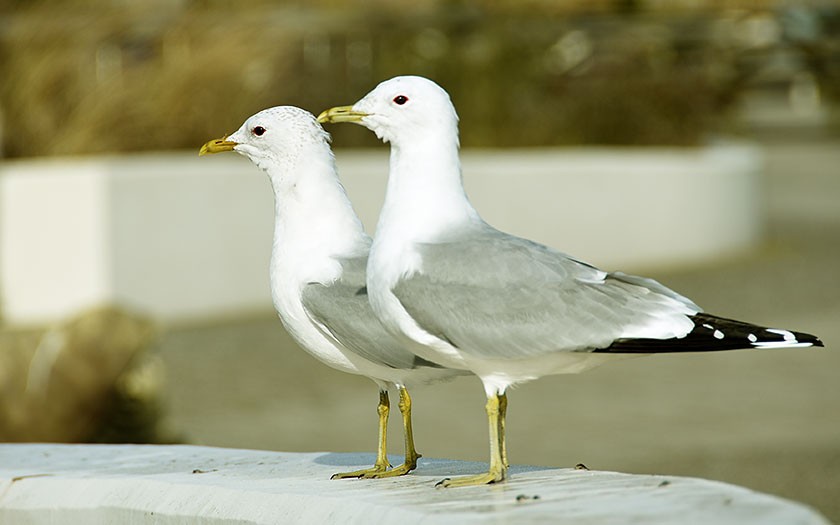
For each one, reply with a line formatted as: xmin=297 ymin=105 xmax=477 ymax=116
xmin=199 ymin=106 xmax=464 ymax=479
xmin=318 ymin=76 xmax=824 ymax=487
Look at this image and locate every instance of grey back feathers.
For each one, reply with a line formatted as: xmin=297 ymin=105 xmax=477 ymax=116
xmin=392 ymin=225 xmax=702 ymax=359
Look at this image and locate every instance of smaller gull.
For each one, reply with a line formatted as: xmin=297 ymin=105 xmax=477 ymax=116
xmin=200 ymin=106 xmax=463 ymax=479
xmin=319 ymin=76 xmax=825 ymax=487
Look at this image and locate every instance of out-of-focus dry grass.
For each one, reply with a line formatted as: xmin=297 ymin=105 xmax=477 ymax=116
xmin=6 ymin=2 xmax=833 ymax=157
xmin=1 ymin=5 xmax=304 ymax=157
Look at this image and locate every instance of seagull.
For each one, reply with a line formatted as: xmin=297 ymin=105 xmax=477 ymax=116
xmin=318 ymin=76 xmax=825 ymax=488
xmin=199 ymin=106 xmax=463 ymax=479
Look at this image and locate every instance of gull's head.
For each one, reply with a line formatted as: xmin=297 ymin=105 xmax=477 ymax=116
xmin=200 ymin=106 xmax=330 ymax=172
xmin=318 ymin=76 xmax=459 ymax=146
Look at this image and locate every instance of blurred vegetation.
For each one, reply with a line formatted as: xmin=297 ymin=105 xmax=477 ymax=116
xmin=0 ymin=1 xmax=838 ymax=157
xmin=0 ymin=305 xmax=175 ymax=444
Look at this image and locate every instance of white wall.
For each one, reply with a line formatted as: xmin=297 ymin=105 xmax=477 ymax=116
xmin=0 ymin=144 xmax=762 ymax=325
xmin=1 ymin=162 xmax=113 ymax=322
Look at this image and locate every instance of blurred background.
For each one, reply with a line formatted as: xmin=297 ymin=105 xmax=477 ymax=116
xmin=1 ymin=0 xmax=838 ymax=521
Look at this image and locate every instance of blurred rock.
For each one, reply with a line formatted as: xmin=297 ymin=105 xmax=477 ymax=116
xmin=0 ymin=305 xmax=175 ymax=443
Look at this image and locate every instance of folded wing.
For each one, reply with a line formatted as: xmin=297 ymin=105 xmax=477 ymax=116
xmin=302 ymin=256 xmax=444 ymax=370
xmin=393 ymin=226 xmax=704 ymax=359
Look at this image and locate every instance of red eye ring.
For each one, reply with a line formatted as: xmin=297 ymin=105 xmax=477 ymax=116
xmin=253 ymin=126 xmax=266 ymax=136
xmin=393 ymin=95 xmax=409 ymax=105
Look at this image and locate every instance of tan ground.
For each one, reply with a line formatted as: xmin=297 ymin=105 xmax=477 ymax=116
xmin=159 ymin=137 xmax=839 ymax=521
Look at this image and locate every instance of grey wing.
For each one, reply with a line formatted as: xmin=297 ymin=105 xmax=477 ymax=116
xmin=301 ymin=256 xmax=442 ymax=370
xmin=392 ymin=227 xmax=700 ymax=359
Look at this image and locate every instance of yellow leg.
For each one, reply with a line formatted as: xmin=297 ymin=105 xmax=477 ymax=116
xmin=364 ymin=386 xmax=421 ymax=478
xmin=437 ymin=393 xmax=508 ymax=488
xmin=332 ymin=390 xmax=391 ymax=479
xmin=499 ymin=392 xmax=509 ymax=469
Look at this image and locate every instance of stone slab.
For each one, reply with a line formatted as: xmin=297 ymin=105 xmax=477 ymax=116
xmin=0 ymin=444 xmax=827 ymax=524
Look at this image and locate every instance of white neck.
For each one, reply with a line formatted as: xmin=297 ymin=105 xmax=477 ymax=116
xmin=374 ymin=132 xmax=480 ymax=246
xmin=264 ymin=141 xmax=368 ymax=280
xmin=366 ymin=125 xmax=481 ymax=348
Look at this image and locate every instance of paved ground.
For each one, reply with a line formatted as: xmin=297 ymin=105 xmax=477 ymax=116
xmin=158 ymin=135 xmax=839 ymax=521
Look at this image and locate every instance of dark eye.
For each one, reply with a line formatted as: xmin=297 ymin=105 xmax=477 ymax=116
xmin=393 ymin=95 xmax=409 ymax=105
xmin=252 ymin=126 xmax=266 ymax=136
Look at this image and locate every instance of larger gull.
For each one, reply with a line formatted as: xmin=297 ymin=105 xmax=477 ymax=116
xmin=199 ymin=106 xmax=463 ymax=479
xmin=318 ymin=76 xmax=824 ymax=487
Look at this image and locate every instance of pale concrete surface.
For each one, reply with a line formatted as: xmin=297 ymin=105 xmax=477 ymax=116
xmin=0 ymin=144 xmax=760 ymax=324
xmin=156 ymin=137 xmax=840 ymax=521
xmin=0 ymin=444 xmax=829 ymax=524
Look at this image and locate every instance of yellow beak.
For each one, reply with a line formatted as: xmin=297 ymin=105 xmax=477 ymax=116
xmin=317 ymin=106 xmax=369 ymax=124
xmin=198 ymin=136 xmax=238 ymax=156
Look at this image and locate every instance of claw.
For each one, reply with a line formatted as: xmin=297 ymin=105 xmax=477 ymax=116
xmin=436 ymin=469 xmax=505 ymax=488
xmin=331 ymin=463 xmax=389 ymax=480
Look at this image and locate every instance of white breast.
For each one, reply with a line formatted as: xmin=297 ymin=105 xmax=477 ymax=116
xmin=270 ymin=255 xmax=363 ymax=373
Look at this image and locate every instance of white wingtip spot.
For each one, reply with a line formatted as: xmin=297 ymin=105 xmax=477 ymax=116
xmin=748 ymin=333 xmax=758 ymax=343
xmin=702 ymin=323 xmax=714 ymax=330
xmin=713 ymin=330 xmax=724 ymax=340
xmin=753 ymin=341 xmax=813 ymax=349
xmin=767 ymin=328 xmax=797 ymax=342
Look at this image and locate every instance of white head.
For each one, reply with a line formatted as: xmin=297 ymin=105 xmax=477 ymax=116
xmin=200 ymin=106 xmax=332 ymax=175
xmin=200 ymin=105 xmax=367 ymax=256
xmin=318 ymin=76 xmax=459 ymax=147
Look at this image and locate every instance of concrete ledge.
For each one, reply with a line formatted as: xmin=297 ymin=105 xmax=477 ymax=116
xmin=0 ymin=444 xmax=827 ymax=524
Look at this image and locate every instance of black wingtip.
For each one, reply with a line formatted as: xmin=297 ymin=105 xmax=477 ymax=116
xmin=596 ymin=314 xmax=825 ymax=354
